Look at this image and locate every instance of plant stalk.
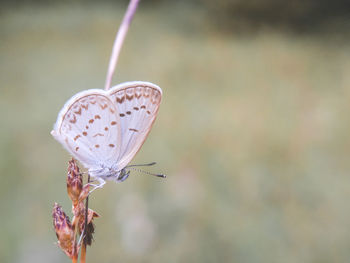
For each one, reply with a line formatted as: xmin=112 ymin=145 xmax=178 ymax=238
xmin=104 ymin=0 xmax=140 ymax=90
xmin=80 ymin=244 xmax=86 ymax=263
xmin=80 ymin=174 xmax=90 ymax=263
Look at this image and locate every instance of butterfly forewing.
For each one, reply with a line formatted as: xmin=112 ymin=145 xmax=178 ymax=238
xmin=52 ymin=92 xmax=121 ymax=169
xmin=109 ymin=82 xmax=162 ymax=169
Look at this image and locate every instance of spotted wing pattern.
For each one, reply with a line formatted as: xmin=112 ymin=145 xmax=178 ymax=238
xmin=109 ymin=82 xmax=162 ymax=169
xmin=51 ymin=91 xmax=121 ymax=170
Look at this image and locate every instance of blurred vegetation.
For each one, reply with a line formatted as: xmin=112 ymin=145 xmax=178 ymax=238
xmin=1 ymin=1 xmax=350 ymax=263
xmin=202 ymin=0 xmax=350 ymax=33
xmin=2 ymin=0 xmax=350 ymax=33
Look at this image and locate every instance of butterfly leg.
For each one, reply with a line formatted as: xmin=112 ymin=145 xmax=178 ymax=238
xmin=88 ymin=177 xmax=106 ymax=194
xmin=77 ymin=229 xmax=84 ymax=246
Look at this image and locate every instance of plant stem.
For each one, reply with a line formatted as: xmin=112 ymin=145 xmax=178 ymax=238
xmin=80 ymin=244 xmax=86 ymax=263
xmin=80 ymin=174 xmax=90 ymax=263
xmin=73 ymin=221 xmax=79 ymax=262
xmin=104 ymin=0 xmax=140 ymax=90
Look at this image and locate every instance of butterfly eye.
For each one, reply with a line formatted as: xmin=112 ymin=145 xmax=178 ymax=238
xmin=118 ymin=169 xmax=130 ymax=182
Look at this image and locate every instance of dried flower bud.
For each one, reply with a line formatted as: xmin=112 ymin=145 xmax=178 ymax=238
xmin=78 ymin=184 xmax=90 ymax=203
xmin=77 ymin=208 xmax=100 ymax=246
xmin=84 ymin=222 xmax=95 ymax=246
xmin=52 ymin=203 xmax=75 ymax=259
xmin=78 ymin=208 xmax=100 ymax=232
xmin=83 ymin=209 xmax=99 ymax=246
xmin=67 ymin=159 xmax=83 ymax=205
xmin=72 ymin=201 xmax=85 ymax=229
xmin=88 ymin=209 xmax=100 ymax=223
xmin=71 ymin=184 xmax=90 ymax=230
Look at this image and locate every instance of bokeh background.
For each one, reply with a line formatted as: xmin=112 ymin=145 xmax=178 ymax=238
xmin=1 ymin=0 xmax=350 ymax=262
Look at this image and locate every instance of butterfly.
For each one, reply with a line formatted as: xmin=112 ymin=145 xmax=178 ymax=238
xmin=51 ymin=81 xmax=162 ymax=188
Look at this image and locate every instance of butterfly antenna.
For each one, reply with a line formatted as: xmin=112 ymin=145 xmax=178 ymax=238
xmin=125 ymin=162 xmax=156 ymax=168
xmin=128 ymin=167 xmax=166 ymax=178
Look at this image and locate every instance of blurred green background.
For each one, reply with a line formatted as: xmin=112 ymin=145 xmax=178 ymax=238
xmin=1 ymin=0 xmax=350 ymax=262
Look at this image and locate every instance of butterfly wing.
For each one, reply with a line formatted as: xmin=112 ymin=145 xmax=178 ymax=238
xmin=108 ymin=81 xmax=162 ymax=170
xmin=51 ymin=90 xmax=121 ymax=170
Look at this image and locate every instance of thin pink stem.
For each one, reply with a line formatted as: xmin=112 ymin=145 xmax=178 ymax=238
xmin=105 ymin=0 xmax=140 ymax=90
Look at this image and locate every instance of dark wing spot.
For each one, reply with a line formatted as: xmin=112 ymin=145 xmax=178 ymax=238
xmin=133 ymin=107 xmax=139 ymax=111
xmin=74 ymin=108 xmax=82 ymax=115
xmin=94 ymin=115 xmax=101 ymax=119
xmin=105 ymin=127 xmax=109 ymax=131
xmin=74 ymin=135 xmax=81 ymax=141
xmin=95 ymin=144 xmax=100 ymax=148
xmin=83 ymin=132 xmax=88 ymax=136
xmin=109 ymin=144 xmax=115 ymax=148
xmin=75 ymin=147 xmax=79 ymax=151
xmin=89 ymin=119 xmax=94 ymax=123
xmin=126 ymin=94 xmax=134 ymax=101
xmin=126 ymin=111 xmax=131 ymax=115
xmin=120 ymin=113 xmax=125 ymax=117
xmin=129 ymin=128 xmax=139 ymax=132
xmin=93 ymin=133 xmax=104 ymax=137
xmin=146 ymin=110 xmax=151 ymax=115
xmin=116 ymin=96 xmax=125 ymax=104
xmin=111 ymin=121 xmax=117 ymax=125
xmin=69 ymin=115 xmax=77 ymax=124
xmin=141 ymin=105 xmax=146 ymax=109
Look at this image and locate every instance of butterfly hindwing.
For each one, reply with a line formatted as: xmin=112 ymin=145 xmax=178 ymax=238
xmin=52 ymin=90 xmax=121 ymax=169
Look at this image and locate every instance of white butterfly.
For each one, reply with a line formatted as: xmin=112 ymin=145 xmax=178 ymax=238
xmin=51 ymin=81 xmax=162 ymax=188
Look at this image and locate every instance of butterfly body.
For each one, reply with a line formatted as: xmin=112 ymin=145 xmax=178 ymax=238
xmin=52 ymin=81 xmax=162 ymax=184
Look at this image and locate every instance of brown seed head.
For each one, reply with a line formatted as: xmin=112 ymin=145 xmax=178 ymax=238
xmin=79 ymin=208 xmax=100 ymax=246
xmin=67 ymin=158 xmax=83 ymax=205
xmin=84 ymin=222 xmax=96 ymax=246
xmin=52 ymin=203 xmax=75 ymax=259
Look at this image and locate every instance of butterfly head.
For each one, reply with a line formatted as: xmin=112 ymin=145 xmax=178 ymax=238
xmin=88 ymin=166 xmax=130 ymax=183
xmin=117 ymin=169 xmax=131 ymax=182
